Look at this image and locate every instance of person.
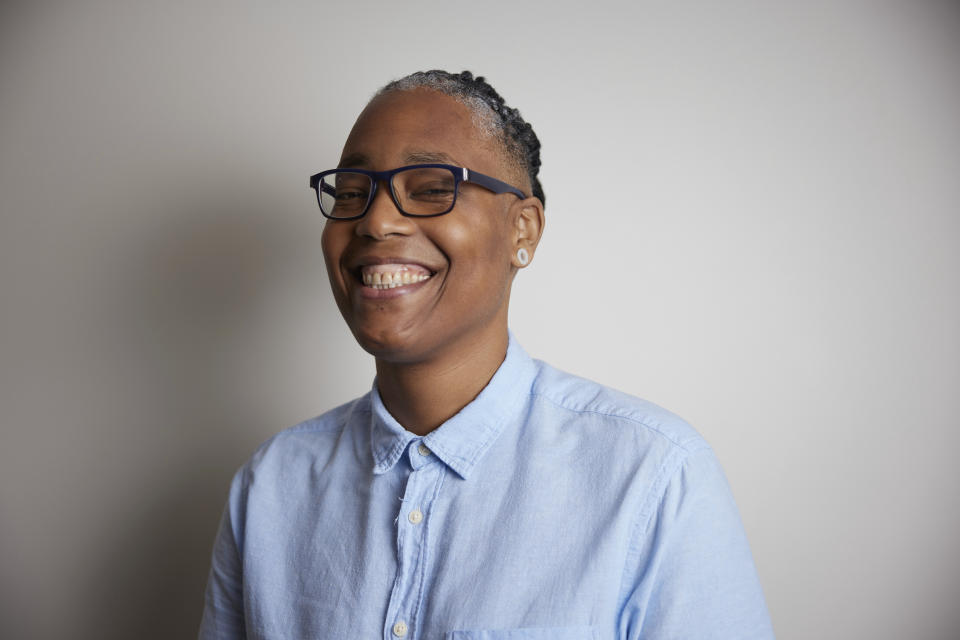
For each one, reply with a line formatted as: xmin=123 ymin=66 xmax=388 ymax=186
xmin=199 ymin=70 xmax=775 ymax=640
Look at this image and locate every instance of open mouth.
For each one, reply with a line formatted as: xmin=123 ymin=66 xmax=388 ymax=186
xmin=359 ymin=264 xmax=434 ymax=290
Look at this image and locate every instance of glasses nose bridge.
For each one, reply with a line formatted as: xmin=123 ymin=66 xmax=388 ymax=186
xmin=367 ymin=169 xmax=404 ymax=214
xmin=355 ymin=170 xmax=412 ymax=237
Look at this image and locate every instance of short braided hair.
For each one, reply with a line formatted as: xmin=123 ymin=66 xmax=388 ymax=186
xmin=378 ymin=70 xmax=545 ymax=207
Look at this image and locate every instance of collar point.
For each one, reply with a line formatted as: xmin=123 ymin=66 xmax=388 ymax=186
xmin=444 ymin=459 xmax=473 ymax=481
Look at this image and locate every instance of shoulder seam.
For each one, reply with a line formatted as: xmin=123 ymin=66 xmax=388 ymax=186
xmin=529 ymin=390 xmax=706 ymax=452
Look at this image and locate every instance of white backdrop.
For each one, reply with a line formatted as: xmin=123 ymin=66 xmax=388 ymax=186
xmin=1 ymin=1 xmax=958 ymax=638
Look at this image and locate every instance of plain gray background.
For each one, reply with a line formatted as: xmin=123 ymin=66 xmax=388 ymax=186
xmin=1 ymin=1 xmax=958 ymax=638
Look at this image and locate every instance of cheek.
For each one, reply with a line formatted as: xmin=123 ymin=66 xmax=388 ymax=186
xmin=441 ymin=217 xmax=513 ymax=282
xmin=320 ymin=224 xmax=350 ymax=287
xmin=320 ymin=223 xmax=341 ymax=265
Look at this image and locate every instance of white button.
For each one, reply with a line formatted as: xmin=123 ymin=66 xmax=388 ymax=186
xmin=392 ymin=620 xmax=408 ymax=637
xmin=408 ymin=508 xmax=423 ymax=524
xmin=417 ymin=443 xmax=431 ymax=456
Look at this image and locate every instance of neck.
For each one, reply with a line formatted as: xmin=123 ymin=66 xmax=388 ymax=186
xmin=375 ymin=327 xmax=509 ymax=436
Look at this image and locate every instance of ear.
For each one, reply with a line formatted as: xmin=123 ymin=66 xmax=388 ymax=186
xmin=509 ymin=196 xmax=545 ymax=268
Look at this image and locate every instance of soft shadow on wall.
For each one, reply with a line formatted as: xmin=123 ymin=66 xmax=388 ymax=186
xmin=97 ymin=195 xmax=349 ymax=640
xmin=0 ymin=3 xmax=364 ymax=637
xmin=92 ymin=200 xmax=300 ymax=639
xmin=2 ymin=181 xmax=345 ymax=639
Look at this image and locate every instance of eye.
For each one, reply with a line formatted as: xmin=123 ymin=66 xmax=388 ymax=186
xmin=412 ymin=186 xmax=455 ymax=199
xmin=408 ymin=180 xmax=456 ymax=201
xmin=330 ymin=176 xmax=370 ymax=205
xmin=335 ymin=189 xmax=368 ymax=201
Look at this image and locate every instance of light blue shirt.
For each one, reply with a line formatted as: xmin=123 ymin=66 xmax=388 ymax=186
xmin=200 ymin=335 xmax=774 ymax=639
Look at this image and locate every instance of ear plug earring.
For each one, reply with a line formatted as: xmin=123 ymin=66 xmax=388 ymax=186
xmin=516 ymin=248 xmax=530 ymax=266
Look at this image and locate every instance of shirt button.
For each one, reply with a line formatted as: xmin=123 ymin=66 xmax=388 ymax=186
xmin=392 ymin=620 xmax=408 ymax=637
xmin=417 ymin=443 xmax=431 ymax=456
xmin=408 ymin=508 xmax=423 ymax=525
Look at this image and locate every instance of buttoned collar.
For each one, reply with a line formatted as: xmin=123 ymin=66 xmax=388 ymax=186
xmin=369 ymin=333 xmax=536 ymax=480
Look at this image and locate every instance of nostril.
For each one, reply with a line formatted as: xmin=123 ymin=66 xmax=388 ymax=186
xmin=355 ymin=193 xmax=414 ymax=238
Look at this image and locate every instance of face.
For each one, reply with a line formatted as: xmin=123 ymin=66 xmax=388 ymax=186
xmin=321 ymin=89 xmax=531 ymax=364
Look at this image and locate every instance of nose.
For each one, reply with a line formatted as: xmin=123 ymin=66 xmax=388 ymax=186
xmin=355 ymin=181 xmax=416 ymax=240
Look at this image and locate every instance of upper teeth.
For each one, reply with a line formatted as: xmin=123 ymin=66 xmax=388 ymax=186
xmin=362 ymin=269 xmax=431 ymax=289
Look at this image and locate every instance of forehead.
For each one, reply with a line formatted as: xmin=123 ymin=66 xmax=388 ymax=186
xmin=340 ymin=89 xmax=504 ymax=172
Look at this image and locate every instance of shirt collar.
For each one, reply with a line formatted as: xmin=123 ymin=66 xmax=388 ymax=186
xmin=369 ymin=332 xmax=536 ymax=480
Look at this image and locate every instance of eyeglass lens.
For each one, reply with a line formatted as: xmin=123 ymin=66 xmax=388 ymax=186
xmin=318 ymin=167 xmax=458 ymax=218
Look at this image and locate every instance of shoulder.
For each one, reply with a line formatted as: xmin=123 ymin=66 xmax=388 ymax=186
xmin=528 ymin=358 xmax=708 ymax=455
xmin=523 ymin=359 xmax=742 ymax=559
xmin=238 ymin=394 xmax=371 ymax=482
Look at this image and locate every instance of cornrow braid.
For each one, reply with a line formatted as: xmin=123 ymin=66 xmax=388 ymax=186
xmin=378 ymin=70 xmax=545 ymax=207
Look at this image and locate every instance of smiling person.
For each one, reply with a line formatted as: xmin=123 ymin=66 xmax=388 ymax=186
xmin=199 ymin=71 xmax=774 ymax=640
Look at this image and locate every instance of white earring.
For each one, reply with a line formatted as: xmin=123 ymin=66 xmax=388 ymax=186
xmin=516 ymin=248 xmax=530 ymax=266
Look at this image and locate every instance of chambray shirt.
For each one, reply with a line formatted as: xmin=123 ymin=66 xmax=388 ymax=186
xmin=200 ymin=335 xmax=774 ymax=639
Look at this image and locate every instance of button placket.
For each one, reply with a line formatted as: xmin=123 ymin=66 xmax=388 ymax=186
xmin=383 ymin=445 xmax=445 ymax=640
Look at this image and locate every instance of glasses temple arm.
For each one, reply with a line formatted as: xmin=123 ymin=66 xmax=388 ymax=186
xmin=463 ymin=169 xmax=527 ymax=199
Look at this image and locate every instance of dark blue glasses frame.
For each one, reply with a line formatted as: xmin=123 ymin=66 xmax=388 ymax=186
xmin=309 ymin=163 xmax=528 ymax=220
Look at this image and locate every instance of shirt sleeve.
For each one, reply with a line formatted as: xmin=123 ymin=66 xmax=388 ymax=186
xmin=198 ymin=469 xmax=247 ymax=640
xmin=618 ymin=447 xmax=775 ymax=639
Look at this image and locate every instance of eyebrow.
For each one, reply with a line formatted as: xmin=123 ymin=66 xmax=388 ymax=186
xmin=403 ymin=150 xmax=458 ymax=165
xmin=337 ymin=150 xmax=460 ymax=169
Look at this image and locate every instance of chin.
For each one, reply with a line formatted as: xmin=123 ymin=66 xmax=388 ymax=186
xmin=350 ymin=324 xmax=430 ymax=364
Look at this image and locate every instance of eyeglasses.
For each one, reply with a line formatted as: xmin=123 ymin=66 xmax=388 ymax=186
xmin=309 ymin=163 xmax=527 ymax=220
